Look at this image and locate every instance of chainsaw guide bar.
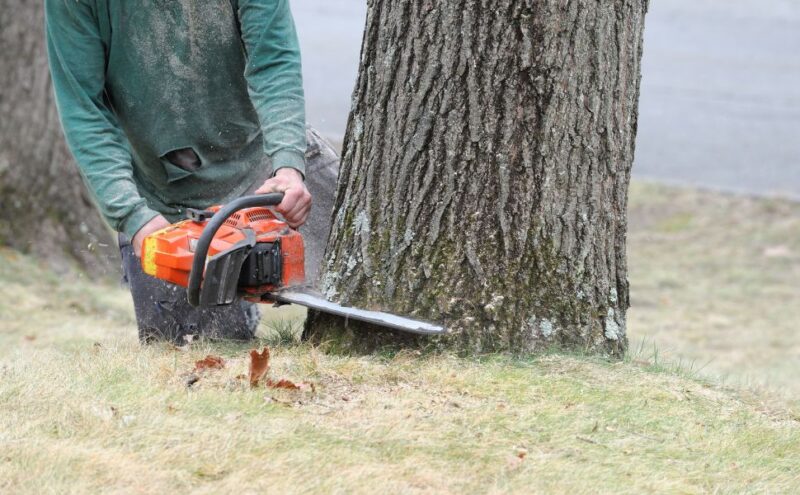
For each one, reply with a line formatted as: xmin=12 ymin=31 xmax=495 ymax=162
xmin=271 ymin=289 xmax=446 ymax=335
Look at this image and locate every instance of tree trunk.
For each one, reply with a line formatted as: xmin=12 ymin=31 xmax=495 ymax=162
xmin=306 ymin=0 xmax=648 ymax=355
xmin=0 ymin=0 xmax=117 ymax=275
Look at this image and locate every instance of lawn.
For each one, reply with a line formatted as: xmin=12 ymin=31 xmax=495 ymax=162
xmin=628 ymin=182 xmax=800 ymax=403
xmin=1 ymin=182 xmax=799 ymax=494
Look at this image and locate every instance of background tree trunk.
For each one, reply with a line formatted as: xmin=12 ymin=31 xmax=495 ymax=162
xmin=306 ymin=0 xmax=648 ymax=355
xmin=0 ymin=0 xmax=117 ymax=275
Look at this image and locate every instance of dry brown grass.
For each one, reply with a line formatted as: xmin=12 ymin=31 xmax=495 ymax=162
xmin=628 ymin=182 xmax=800 ymax=404
xmin=1 ymin=182 xmax=800 ymax=494
xmin=2 ymin=335 xmax=798 ymax=494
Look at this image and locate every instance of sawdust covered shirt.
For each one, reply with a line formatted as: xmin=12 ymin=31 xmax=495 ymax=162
xmin=45 ymin=0 xmax=306 ymax=238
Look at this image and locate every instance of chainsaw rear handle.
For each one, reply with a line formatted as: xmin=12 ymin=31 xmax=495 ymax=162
xmin=187 ymin=193 xmax=285 ymax=307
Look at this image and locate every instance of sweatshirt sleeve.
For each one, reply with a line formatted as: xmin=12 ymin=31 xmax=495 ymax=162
xmin=45 ymin=0 xmax=159 ymax=238
xmin=237 ymin=0 xmax=307 ymax=177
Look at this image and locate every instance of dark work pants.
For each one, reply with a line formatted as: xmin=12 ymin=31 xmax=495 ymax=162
xmin=119 ymin=234 xmax=260 ymax=343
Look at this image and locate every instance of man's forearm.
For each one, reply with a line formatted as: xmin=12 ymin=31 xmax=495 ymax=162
xmin=45 ymin=0 xmax=156 ymax=238
xmin=237 ymin=0 xmax=307 ymax=177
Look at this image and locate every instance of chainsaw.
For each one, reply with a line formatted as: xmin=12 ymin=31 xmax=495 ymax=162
xmin=140 ymin=193 xmax=444 ymax=335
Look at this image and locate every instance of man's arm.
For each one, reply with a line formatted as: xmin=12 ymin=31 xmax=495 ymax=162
xmin=45 ymin=0 xmax=161 ymax=244
xmin=237 ymin=0 xmax=311 ymax=227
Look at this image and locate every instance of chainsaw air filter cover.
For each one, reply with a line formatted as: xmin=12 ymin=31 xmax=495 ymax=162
xmin=238 ymin=241 xmax=282 ymax=287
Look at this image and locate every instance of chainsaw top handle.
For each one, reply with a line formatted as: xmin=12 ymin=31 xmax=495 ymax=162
xmin=187 ymin=193 xmax=285 ymax=307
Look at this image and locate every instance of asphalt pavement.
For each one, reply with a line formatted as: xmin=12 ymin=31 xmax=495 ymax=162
xmin=293 ymin=0 xmax=800 ymax=199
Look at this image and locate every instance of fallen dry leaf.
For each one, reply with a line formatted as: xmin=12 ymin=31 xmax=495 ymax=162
xmin=249 ymin=347 xmax=270 ymax=387
xmin=267 ymin=378 xmax=315 ymax=392
xmin=267 ymin=378 xmax=297 ymax=390
xmin=195 ymin=355 xmax=225 ymax=371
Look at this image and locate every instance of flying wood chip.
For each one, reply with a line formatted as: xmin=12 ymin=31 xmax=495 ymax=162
xmin=249 ymin=347 xmax=270 ymax=387
xmin=194 ymin=355 xmax=225 ymax=371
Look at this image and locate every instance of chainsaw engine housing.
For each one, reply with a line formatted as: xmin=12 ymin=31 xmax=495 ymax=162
xmin=141 ymin=203 xmax=304 ymax=305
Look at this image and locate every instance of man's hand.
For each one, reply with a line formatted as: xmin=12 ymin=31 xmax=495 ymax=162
xmin=132 ymin=215 xmax=171 ymax=258
xmin=255 ymin=168 xmax=311 ymax=228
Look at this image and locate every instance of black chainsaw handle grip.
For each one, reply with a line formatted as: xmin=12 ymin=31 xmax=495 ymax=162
xmin=187 ymin=193 xmax=285 ymax=307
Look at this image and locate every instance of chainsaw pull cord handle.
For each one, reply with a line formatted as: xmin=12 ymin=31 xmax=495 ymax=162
xmin=187 ymin=193 xmax=285 ymax=307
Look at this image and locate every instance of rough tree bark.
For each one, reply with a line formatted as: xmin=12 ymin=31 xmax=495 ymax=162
xmin=0 ymin=1 xmax=118 ymax=274
xmin=306 ymin=0 xmax=648 ymax=355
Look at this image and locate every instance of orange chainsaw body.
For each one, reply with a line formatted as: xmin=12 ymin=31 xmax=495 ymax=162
xmin=136 ymin=193 xmax=446 ymax=335
xmin=141 ymin=205 xmax=305 ymax=298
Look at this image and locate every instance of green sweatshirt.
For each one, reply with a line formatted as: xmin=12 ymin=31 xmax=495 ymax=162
xmin=45 ymin=0 xmax=306 ymax=238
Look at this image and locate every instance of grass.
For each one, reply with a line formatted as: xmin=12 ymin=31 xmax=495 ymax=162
xmin=628 ymin=182 xmax=800 ymax=403
xmin=2 ymin=335 xmax=799 ymax=493
xmin=1 ymin=182 xmax=800 ymax=493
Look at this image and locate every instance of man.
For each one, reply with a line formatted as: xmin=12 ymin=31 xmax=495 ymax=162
xmin=46 ymin=0 xmax=312 ymax=343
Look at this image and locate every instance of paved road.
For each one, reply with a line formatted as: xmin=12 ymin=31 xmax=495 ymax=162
xmin=293 ymin=0 xmax=366 ymax=143
xmin=293 ymin=0 xmax=800 ymax=199
xmin=636 ymin=0 xmax=800 ymax=199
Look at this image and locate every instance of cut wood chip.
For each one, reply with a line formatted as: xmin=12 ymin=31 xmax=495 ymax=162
xmin=249 ymin=347 xmax=270 ymax=387
xmin=195 ymin=355 xmax=225 ymax=371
